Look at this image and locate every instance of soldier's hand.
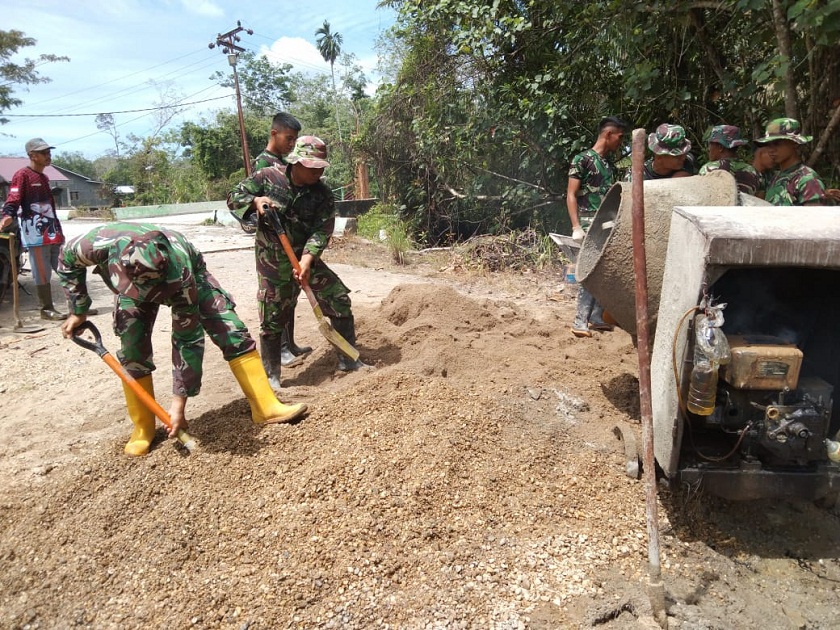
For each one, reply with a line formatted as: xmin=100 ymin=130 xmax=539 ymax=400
xmin=254 ymin=197 xmax=277 ymax=214
xmin=61 ymin=314 xmax=87 ymax=339
xmin=167 ymin=396 xmax=189 ymax=437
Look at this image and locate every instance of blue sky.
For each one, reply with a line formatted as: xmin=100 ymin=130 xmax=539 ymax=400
xmin=0 ymin=0 xmax=396 ymax=160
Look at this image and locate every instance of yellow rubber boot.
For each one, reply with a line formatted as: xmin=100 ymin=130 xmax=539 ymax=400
xmin=122 ymin=375 xmax=156 ymax=456
xmin=229 ymin=351 xmax=308 ymax=424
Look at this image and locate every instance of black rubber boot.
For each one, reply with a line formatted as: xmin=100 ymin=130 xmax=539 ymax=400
xmin=280 ymin=320 xmax=311 ymax=367
xmin=259 ymin=334 xmax=284 ymax=390
xmin=330 ymin=316 xmax=371 ymax=372
xmin=286 ymin=319 xmax=312 ymax=356
xmin=36 ymin=284 xmax=67 ymax=321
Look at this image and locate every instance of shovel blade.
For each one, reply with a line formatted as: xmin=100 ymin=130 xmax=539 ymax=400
xmin=317 ymin=319 xmax=360 ymax=360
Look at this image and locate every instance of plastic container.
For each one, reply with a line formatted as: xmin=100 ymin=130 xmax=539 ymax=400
xmin=687 ymin=360 xmax=718 ymax=416
xmin=564 ymin=263 xmax=577 ymax=284
xmin=686 ymin=308 xmax=731 ymax=416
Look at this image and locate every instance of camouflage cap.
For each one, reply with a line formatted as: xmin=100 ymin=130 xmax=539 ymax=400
xmin=755 ymin=118 xmax=812 ymax=145
xmin=647 ymin=123 xmax=691 ymax=156
xmin=285 ymin=135 xmax=330 ymax=169
xmin=707 ymin=125 xmax=748 ymax=149
xmin=108 ymin=231 xmax=172 ymax=300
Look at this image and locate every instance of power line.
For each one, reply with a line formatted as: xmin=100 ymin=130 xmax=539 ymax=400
xmin=1 ymin=94 xmax=232 ymax=118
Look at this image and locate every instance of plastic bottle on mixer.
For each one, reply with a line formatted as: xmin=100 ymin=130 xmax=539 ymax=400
xmin=686 ymin=307 xmax=730 ymax=416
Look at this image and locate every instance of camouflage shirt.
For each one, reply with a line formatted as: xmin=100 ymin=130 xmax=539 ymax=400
xmin=699 ymin=159 xmax=761 ymax=196
xmin=765 ymin=162 xmax=826 ymax=206
xmin=57 ymin=222 xmax=202 ymax=315
xmin=568 ymin=149 xmax=617 ymax=214
xmin=227 ymin=163 xmax=335 ymax=256
xmin=251 ymin=149 xmax=286 ymax=172
xmin=626 ymin=156 xmax=695 ymax=182
xmin=756 ymin=170 xmax=775 ymax=198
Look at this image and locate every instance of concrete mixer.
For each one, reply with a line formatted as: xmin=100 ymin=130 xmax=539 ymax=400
xmin=577 ymin=170 xmax=840 ymax=504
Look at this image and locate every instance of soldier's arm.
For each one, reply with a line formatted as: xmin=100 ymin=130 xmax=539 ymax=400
xmin=227 ymin=174 xmax=264 ymax=224
xmin=56 ymin=237 xmax=93 ymax=315
xmin=798 ymin=171 xmax=826 ymax=206
xmin=566 ymin=177 xmax=582 ymax=229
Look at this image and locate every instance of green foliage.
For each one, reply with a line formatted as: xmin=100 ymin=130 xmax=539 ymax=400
xmin=356 ymin=202 xmax=399 ymax=239
xmin=179 ymin=110 xmax=269 ymax=180
xmin=366 ymin=0 xmax=840 ymax=246
xmin=52 ymin=152 xmax=97 ymax=179
xmin=211 ymin=51 xmax=293 ymax=116
xmin=315 ymin=21 xmax=343 ymax=66
xmin=357 ymin=203 xmax=413 ymax=265
xmin=0 ymin=29 xmax=68 ymax=123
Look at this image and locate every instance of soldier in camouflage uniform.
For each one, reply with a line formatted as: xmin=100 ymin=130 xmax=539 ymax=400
xmin=567 ymin=116 xmax=628 ymax=337
xmin=57 ymin=222 xmax=307 ymax=456
xmin=250 ymin=112 xmax=312 ymax=368
xmin=252 ymin=111 xmax=301 ymax=172
xmin=627 ymin=123 xmax=693 ymax=181
xmin=699 ymin=125 xmax=760 ymax=196
xmin=755 ymin=118 xmax=826 ymax=206
xmin=228 ymin=135 xmax=368 ymax=386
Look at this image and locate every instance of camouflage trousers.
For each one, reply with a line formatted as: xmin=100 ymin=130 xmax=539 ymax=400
xmin=255 ymin=240 xmax=352 ymax=339
xmin=113 ymin=270 xmax=256 ymax=397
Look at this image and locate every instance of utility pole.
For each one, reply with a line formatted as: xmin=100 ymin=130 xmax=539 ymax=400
xmin=209 ymin=21 xmax=253 ymax=177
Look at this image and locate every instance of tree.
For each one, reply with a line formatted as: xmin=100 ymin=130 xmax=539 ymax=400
xmin=210 ymin=51 xmax=293 ymax=116
xmin=179 ymin=110 xmax=269 ymax=181
xmin=51 ymin=151 xmax=97 ymax=179
xmin=315 ymin=20 xmax=344 ymax=142
xmin=0 ymin=29 xmax=68 ymax=123
xmin=95 ymin=113 xmax=121 ymax=158
xmin=365 ymin=0 xmax=840 ymax=246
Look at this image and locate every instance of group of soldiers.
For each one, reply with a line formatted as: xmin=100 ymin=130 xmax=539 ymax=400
xmin=2 ymin=111 xmax=836 ymax=453
xmin=566 ymin=116 xmax=838 ymax=337
xmin=2 ymin=117 xmax=365 ymax=457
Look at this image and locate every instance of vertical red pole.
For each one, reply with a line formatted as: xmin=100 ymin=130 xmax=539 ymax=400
xmin=630 ymin=128 xmax=666 ymax=625
xmin=231 ymin=59 xmax=252 ymax=177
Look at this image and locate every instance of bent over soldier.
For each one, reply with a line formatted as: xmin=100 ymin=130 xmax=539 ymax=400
xmin=57 ymin=222 xmax=307 ymax=457
xmin=227 ymin=135 xmax=369 ymax=388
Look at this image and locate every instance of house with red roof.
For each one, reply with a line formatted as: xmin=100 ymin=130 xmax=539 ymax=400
xmin=0 ymin=158 xmax=112 ymax=210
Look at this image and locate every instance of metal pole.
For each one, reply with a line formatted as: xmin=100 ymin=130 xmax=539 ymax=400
xmin=209 ymin=21 xmax=253 ymax=177
xmin=630 ymin=128 xmax=667 ymax=627
xmin=230 ymin=57 xmax=252 ymax=177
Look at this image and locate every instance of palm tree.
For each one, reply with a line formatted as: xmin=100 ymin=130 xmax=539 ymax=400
xmin=315 ymin=20 xmax=344 ymax=142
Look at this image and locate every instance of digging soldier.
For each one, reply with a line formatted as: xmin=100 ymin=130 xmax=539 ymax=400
xmin=567 ymin=116 xmax=628 ymax=337
xmin=249 ymin=112 xmax=313 ymax=368
xmin=699 ymin=125 xmax=761 ymax=196
xmin=228 ymin=135 xmax=369 ymax=388
xmin=57 ymin=222 xmax=307 ymax=456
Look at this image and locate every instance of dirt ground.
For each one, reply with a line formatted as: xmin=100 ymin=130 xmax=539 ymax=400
xmin=1 ymin=223 xmax=839 ymax=629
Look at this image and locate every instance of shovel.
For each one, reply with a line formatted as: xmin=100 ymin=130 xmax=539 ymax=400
xmin=0 ymin=232 xmax=45 ymax=334
xmin=70 ymin=321 xmax=196 ymax=452
xmin=261 ymin=205 xmax=359 ymax=361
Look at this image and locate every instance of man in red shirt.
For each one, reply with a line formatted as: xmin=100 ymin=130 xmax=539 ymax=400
xmin=0 ymin=138 xmax=67 ymax=320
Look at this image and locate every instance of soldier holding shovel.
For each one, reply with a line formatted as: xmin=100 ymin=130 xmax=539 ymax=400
xmin=228 ymin=136 xmax=370 ymax=388
xmin=57 ymin=223 xmax=307 ymax=456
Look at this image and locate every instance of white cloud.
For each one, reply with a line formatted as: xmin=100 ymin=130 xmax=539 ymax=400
xmin=261 ymin=37 xmax=331 ymax=75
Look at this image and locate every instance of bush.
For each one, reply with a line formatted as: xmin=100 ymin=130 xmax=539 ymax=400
xmin=357 ymin=203 xmax=412 ymax=265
